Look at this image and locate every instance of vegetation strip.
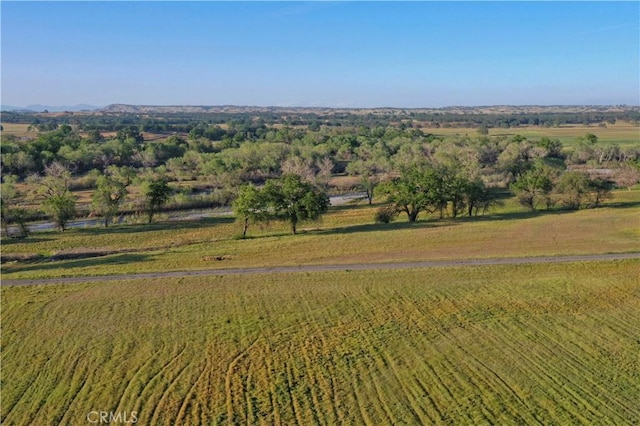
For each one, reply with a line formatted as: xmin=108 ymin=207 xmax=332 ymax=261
xmin=2 ymin=252 xmax=638 ymax=286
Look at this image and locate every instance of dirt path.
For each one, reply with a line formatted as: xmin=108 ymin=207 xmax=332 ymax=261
xmin=2 ymin=253 xmax=638 ymax=287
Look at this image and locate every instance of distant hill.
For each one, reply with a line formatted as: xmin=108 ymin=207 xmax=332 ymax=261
xmin=1 ymin=104 xmax=101 ymax=112
xmin=100 ymin=104 xmax=639 ymax=115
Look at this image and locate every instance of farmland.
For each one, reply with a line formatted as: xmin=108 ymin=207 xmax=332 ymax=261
xmin=1 ymin=107 xmax=639 ymax=424
xmin=2 ymin=186 xmax=640 ymax=424
xmin=430 ymin=121 xmax=640 ymax=147
xmin=2 ymin=261 xmax=639 ymax=425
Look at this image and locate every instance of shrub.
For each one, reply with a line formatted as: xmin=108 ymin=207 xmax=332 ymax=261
xmin=375 ymin=205 xmax=398 ymax=224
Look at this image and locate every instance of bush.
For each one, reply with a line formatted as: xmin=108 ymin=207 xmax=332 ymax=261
xmin=375 ymin=205 xmax=397 ymax=224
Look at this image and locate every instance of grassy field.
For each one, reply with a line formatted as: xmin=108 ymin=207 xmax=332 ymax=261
xmin=2 ymin=189 xmax=638 ymax=280
xmin=429 ymin=122 xmax=640 ymax=147
xmin=1 ymin=123 xmax=34 ymax=137
xmin=2 ymin=187 xmax=639 ymax=424
xmin=2 ymin=261 xmax=639 ymax=425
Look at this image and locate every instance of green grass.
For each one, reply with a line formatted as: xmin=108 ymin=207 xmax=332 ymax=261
xmin=2 ymin=261 xmax=639 ymax=425
xmin=2 ymin=187 xmax=638 ymax=425
xmin=430 ymin=122 xmax=640 ymax=147
xmin=2 ymin=190 xmax=639 ymax=280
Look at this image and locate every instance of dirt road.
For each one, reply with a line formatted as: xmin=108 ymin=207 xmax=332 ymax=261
xmin=2 ymin=253 xmax=638 ymax=286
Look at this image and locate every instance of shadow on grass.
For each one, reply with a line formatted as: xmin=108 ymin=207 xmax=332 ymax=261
xmin=67 ymin=216 xmax=236 ymax=237
xmin=454 ymin=208 xmax=575 ymax=223
xmin=603 ymin=200 xmax=640 ymax=209
xmin=329 ymin=202 xmax=375 ymax=212
xmin=0 ymin=236 xmax=53 ymax=245
xmin=2 ymin=253 xmax=151 ymax=275
xmin=311 ymin=220 xmax=458 ymax=236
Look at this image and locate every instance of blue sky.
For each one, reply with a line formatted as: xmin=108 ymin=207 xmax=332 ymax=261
xmin=2 ymin=1 xmax=638 ymax=108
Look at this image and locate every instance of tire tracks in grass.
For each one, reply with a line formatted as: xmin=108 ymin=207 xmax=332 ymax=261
xmin=360 ymin=286 xmax=454 ymax=424
xmin=114 ymin=353 xmax=158 ymax=416
xmin=514 ymin=315 xmax=640 ymax=420
xmin=296 ymin=334 xmax=328 ymax=424
xmin=446 ymin=330 xmax=538 ymax=423
xmin=488 ymin=317 xmax=616 ymax=423
xmin=243 ymin=366 xmax=255 ymax=425
xmin=174 ymin=355 xmax=212 ymax=425
xmin=134 ymin=344 xmax=187 ymax=425
xmin=388 ymin=293 xmax=464 ymax=421
xmin=393 ymin=289 xmax=534 ymax=423
xmin=56 ymin=360 xmax=90 ymax=426
xmin=283 ymin=357 xmax=305 ymax=426
xmin=341 ymin=288 xmax=424 ymax=424
xmin=334 ymin=292 xmax=381 ymax=425
xmin=1 ymin=355 xmax=49 ymax=421
xmin=489 ymin=319 xmax=587 ymax=421
xmin=147 ymin=361 xmax=193 ymax=426
xmin=300 ymin=295 xmax=355 ymax=425
xmin=224 ymin=335 xmax=260 ymax=425
xmin=384 ymin=291 xmax=459 ymax=419
xmin=263 ymin=340 xmax=283 ymax=426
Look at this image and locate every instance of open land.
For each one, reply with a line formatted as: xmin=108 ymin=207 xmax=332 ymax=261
xmin=2 ymin=186 xmax=640 ymax=424
xmin=2 ymin=261 xmax=639 ymax=425
xmin=1 ymin=111 xmax=639 ymax=424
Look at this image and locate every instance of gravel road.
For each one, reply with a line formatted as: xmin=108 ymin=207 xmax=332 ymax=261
xmin=2 ymin=252 xmax=638 ymax=286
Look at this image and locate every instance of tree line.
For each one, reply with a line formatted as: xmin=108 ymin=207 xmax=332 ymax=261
xmin=1 ymin=119 xmax=639 ymax=238
xmin=2 ymin=107 xmax=639 ymax=130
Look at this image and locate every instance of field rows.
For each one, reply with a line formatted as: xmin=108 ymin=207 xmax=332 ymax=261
xmin=2 ymin=261 xmax=639 ymax=425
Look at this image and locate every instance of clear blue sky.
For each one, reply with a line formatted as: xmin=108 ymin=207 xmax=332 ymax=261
xmin=2 ymin=1 xmax=638 ymax=108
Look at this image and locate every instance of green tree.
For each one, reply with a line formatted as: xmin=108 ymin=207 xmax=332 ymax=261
xmin=1 ymin=175 xmax=29 ymax=238
xmin=376 ymin=166 xmax=446 ymax=222
xmin=497 ymin=141 xmax=533 ymax=183
xmin=43 ymin=195 xmax=76 ymax=232
xmin=264 ymin=174 xmax=329 ymax=234
xmin=143 ymin=177 xmax=171 ymax=223
xmin=587 ymin=177 xmax=614 ymax=207
xmin=463 ymin=179 xmax=498 ymax=216
xmin=232 ymin=183 xmax=269 ymax=238
xmin=29 ymin=162 xmax=76 ymax=231
xmin=91 ymin=168 xmax=133 ymax=227
xmin=548 ymin=171 xmax=612 ymax=210
xmin=536 ymin=137 xmax=564 ymax=159
xmin=510 ymin=162 xmax=556 ymax=211
xmin=346 ymin=158 xmax=387 ymax=205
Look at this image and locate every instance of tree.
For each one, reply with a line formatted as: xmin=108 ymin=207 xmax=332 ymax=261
xmin=510 ymin=162 xmax=556 ymax=211
xmin=497 ymin=141 xmax=533 ymax=183
xmin=91 ymin=167 xmax=133 ymax=227
xmin=143 ymin=177 xmax=171 ymax=223
xmin=536 ymin=137 xmax=564 ymax=160
xmin=232 ymin=183 xmax=269 ymax=237
xmin=264 ymin=174 xmax=329 ymax=234
xmin=615 ymin=162 xmax=640 ymax=190
xmin=556 ymin=172 xmax=614 ymax=209
xmin=463 ymin=179 xmax=498 ymax=216
xmin=376 ymin=166 xmax=446 ymax=222
xmin=29 ymin=162 xmax=76 ymax=231
xmin=587 ymin=177 xmax=614 ymax=207
xmin=1 ymin=175 xmax=29 ymax=238
xmin=346 ymin=158 xmax=387 ymax=205
xmin=445 ymin=172 xmax=470 ymax=218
